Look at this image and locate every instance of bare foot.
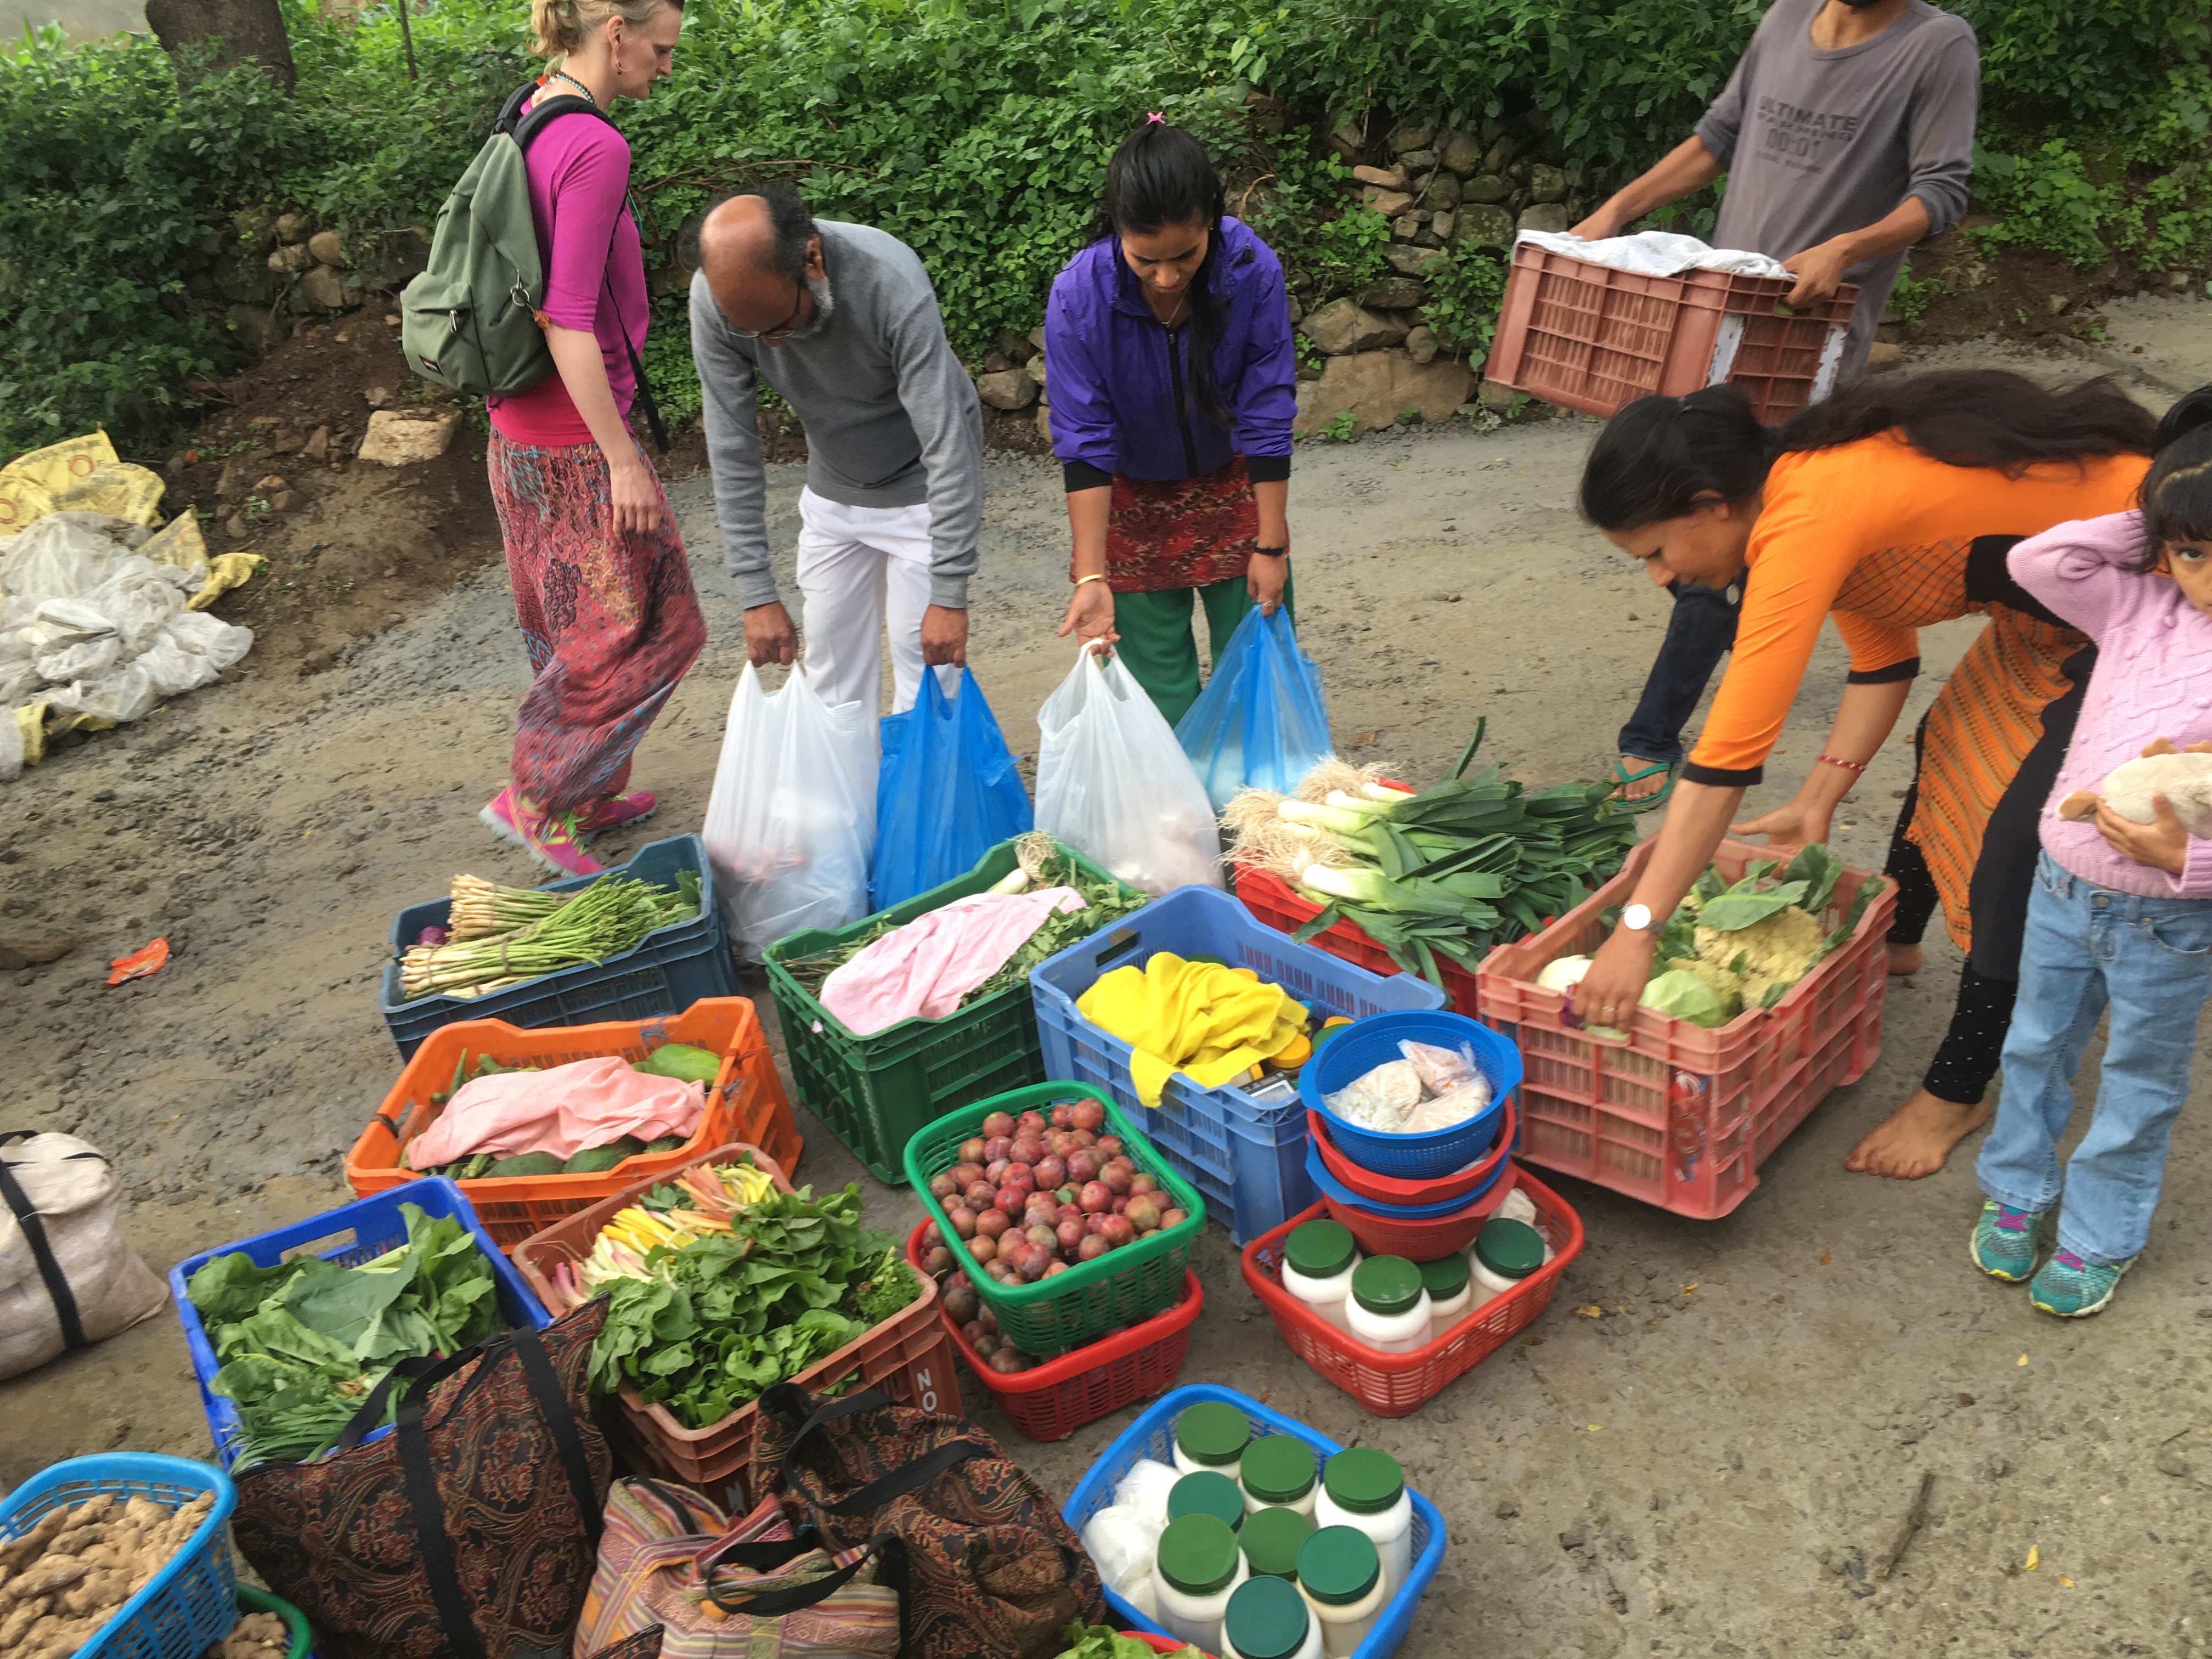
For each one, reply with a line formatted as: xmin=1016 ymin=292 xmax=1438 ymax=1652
xmin=1887 ymin=941 xmax=1924 ymax=976
xmin=1844 ymin=1088 xmax=1990 ymax=1178
xmin=1617 ymin=755 xmax=1671 ymax=801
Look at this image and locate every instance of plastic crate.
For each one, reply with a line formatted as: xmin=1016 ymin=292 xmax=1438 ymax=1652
xmin=1062 ymin=1385 xmax=1445 ymax=1659
xmin=1030 ymin=885 xmax=1446 ymax=1246
xmin=1242 ymin=1173 xmax=1583 ymax=1418
xmin=905 ymin=1222 xmax=1201 ymax=1442
xmin=1235 ymin=864 xmax=1481 ymax=1017
xmin=380 ymin=834 xmax=740 ymax=1061
xmin=345 ymin=997 xmax=802 ymax=1250
xmin=169 ymin=1178 xmax=552 ymax=1469
xmin=1483 ymin=240 xmax=1859 ymax=424
xmin=0 ymin=1454 xmax=236 ymax=1659
xmin=902 ymin=1082 xmax=1205 ymax=1357
xmin=237 ymin=1585 xmax=313 ymax=1659
xmin=766 ymin=837 xmax=1145 ymax=1183
xmin=510 ymin=1144 xmax=958 ymax=1508
xmin=1475 ymin=837 xmax=1895 ymax=1219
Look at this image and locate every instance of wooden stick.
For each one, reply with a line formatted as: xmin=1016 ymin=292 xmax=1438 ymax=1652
xmin=1874 ymin=1471 xmax=1935 ymax=1579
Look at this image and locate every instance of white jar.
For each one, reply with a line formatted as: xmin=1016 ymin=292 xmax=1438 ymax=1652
xmin=1172 ymin=1400 xmax=1252 ymax=1481
xmin=1468 ymin=1217 xmax=1547 ymax=1307
xmin=1238 ymin=1434 xmax=1320 ymax=1517
xmin=1280 ymin=1218 xmax=1360 ymax=1333
xmin=1295 ymin=1526 xmax=1386 ymax=1658
xmin=1153 ymin=1515 xmax=1250 ymax=1652
xmin=1418 ymin=1252 xmax=1473 ymax=1340
xmin=1493 ymin=1184 xmax=1555 ymax=1260
xmin=1314 ymin=1448 xmax=1414 ymax=1601
xmin=1220 ymin=1575 xmax=1324 ymax=1659
xmin=1344 ymin=1256 xmax=1430 ymax=1355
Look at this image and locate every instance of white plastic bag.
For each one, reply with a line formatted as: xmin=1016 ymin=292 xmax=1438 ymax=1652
xmin=1 ymin=1132 xmax=169 ymax=1380
xmin=702 ymin=664 xmax=879 ymax=962
xmin=1034 ymin=645 xmax=1223 ymax=895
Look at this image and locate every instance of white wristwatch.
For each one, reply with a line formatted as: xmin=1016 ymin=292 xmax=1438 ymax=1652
xmin=1620 ymin=903 xmax=1654 ymax=933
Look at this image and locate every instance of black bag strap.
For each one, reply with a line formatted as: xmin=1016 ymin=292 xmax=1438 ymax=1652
xmin=706 ymin=1531 xmax=903 ymax=1620
xmin=777 ymin=1389 xmax=991 ymax=1519
xmin=511 ymin=1319 xmax=604 ymax=1548
xmin=0 ymin=1134 xmax=104 ymax=1351
xmin=332 ymin=1344 xmax=482 ymax=1452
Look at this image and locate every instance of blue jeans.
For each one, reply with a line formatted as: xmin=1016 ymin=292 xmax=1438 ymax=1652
xmin=1617 ymin=580 xmax=1741 ymax=765
xmin=1977 ymin=854 xmax=2212 ymax=1265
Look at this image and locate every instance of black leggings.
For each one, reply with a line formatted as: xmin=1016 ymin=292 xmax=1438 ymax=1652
xmin=1883 ymin=639 xmax=2097 ymax=1104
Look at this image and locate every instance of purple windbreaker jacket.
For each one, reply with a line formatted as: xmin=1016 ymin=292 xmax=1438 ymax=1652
xmin=1045 ymin=216 xmax=1298 ymax=488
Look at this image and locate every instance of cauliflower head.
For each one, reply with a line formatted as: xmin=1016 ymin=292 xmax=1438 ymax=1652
xmin=1694 ymin=904 xmax=1827 ymax=1008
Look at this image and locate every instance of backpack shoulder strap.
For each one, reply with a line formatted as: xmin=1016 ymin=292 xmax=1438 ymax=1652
xmin=503 ymin=84 xmax=618 ymax=154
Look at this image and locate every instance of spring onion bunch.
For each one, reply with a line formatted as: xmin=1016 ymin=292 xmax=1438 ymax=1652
xmin=400 ymin=870 xmax=701 ymax=1000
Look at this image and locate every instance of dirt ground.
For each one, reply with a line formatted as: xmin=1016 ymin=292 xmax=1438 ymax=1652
xmin=4 ymin=317 xmax=2211 ymax=1658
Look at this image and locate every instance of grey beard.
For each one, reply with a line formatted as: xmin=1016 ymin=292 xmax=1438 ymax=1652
xmin=787 ymin=273 xmax=836 ymax=339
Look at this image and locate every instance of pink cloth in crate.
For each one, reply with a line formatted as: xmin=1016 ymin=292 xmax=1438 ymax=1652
xmin=404 ymin=1056 xmax=704 ymax=1168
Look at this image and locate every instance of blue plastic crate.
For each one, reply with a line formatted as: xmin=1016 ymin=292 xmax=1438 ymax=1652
xmin=1302 ymin=1011 xmax=1520 ymax=1180
xmin=1062 ymin=1384 xmax=1445 ymax=1659
xmin=0 ymin=1454 xmax=236 ymax=1659
xmin=380 ymin=834 xmax=739 ymax=1060
xmin=169 ymin=1177 xmax=552 ymax=1469
xmin=1030 ymin=885 xmax=1446 ymax=1245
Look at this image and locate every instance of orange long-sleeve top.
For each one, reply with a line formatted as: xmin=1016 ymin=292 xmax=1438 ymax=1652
xmin=1682 ymin=433 xmax=2152 ymax=785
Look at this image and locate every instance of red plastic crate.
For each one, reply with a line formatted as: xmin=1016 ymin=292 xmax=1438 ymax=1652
xmin=1235 ymin=865 xmax=1480 ymax=1015
xmin=1475 ymin=838 xmax=1895 ymax=1219
xmin=1483 ymin=241 xmax=1858 ymax=425
xmin=905 ymin=1223 xmax=1200 ymax=1443
xmin=1241 ymin=1172 xmax=1584 ymax=1418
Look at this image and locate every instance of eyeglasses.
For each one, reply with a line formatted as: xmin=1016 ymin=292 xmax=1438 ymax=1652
xmin=729 ymin=278 xmax=809 ymax=342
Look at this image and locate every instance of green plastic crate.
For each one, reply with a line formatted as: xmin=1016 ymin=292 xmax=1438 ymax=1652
xmin=765 ymin=838 xmax=1143 ymax=1184
xmin=904 ymin=1082 xmax=1205 ymax=1358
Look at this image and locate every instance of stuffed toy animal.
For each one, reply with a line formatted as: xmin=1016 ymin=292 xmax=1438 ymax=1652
xmin=2056 ymin=738 xmax=2212 ymax=837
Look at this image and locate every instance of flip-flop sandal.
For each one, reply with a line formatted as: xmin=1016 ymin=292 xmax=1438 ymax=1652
xmin=1611 ymin=757 xmax=1676 ymax=812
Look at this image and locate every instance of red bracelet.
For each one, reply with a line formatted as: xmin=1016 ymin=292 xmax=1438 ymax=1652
xmin=1818 ymin=754 xmax=1869 ymax=774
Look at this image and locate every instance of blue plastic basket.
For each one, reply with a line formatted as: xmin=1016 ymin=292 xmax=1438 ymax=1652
xmin=169 ymin=1177 xmax=552 ymax=1469
xmin=1030 ymin=885 xmax=1446 ymax=1245
xmin=1062 ymin=1384 xmax=1444 ymax=1659
xmin=1304 ymin=1136 xmax=1509 ymax=1219
xmin=0 ymin=1454 xmax=237 ymax=1659
xmin=1301 ymin=1011 xmax=1521 ymax=1180
xmin=379 ymin=834 xmax=740 ymax=1060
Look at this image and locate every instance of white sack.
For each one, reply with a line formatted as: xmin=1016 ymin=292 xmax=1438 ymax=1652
xmin=0 ymin=1132 xmax=169 ymax=1381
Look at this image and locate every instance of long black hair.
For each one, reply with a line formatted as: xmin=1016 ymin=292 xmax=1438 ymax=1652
xmin=1088 ymin=120 xmax=1231 ymax=427
xmin=2138 ymin=383 xmax=2212 ymax=568
xmin=1579 ymin=371 xmax=2161 ymax=531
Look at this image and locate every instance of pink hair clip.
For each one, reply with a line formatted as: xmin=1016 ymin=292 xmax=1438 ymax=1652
xmin=1146 ymin=111 xmax=1165 ymax=123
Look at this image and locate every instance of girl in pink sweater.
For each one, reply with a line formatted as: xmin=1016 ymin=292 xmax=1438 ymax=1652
xmin=1971 ymin=388 xmax=2212 ymax=1316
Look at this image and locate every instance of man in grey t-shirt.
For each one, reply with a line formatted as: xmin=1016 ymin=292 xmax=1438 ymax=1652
xmin=1570 ymin=0 xmax=1979 ymax=808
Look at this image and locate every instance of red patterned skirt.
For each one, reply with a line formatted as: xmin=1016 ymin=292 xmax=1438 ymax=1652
xmin=1099 ymin=454 xmax=1260 ymax=592
xmin=487 ymin=434 xmax=706 ymax=812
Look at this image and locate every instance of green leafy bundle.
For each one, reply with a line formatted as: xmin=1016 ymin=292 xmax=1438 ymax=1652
xmin=589 ymin=1183 xmax=921 ymax=1430
xmin=187 ymin=1203 xmax=508 ymax=1467
xmin=399 ymin=869 xmax=702 ymax=1001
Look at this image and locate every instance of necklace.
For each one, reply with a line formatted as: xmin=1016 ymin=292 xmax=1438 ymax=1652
xmin=1149 ymin=288 xmax=1192 ymax=330
xmin=546 ymin=69 xmax=599 ymax=107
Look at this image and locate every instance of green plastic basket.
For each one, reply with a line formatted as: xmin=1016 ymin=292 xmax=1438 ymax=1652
xmin=903 ymin=1082 xmax=1206 ymax=1358
xmin=236 ymin=1584 xmax=313 ymax=1659
xmin=766 ymin=838 xmax=1143 ymax=1184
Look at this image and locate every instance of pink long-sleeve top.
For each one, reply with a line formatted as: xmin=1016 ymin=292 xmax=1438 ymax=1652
xmin=485 ymin=104 xmax=647 ymax=448
xmin=2008 ymin=510 xmax=2212 ymax=899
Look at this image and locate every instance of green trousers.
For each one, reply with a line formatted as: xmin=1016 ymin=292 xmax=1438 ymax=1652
xmin=1111 ymin=568 xmax=1297 ymax=731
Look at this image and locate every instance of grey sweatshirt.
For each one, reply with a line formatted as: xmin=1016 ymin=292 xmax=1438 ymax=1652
xmin=1699 ymin=0 xmax=1978 ymax=374
xmin=690 ymin=221 xmax=984 ymax=609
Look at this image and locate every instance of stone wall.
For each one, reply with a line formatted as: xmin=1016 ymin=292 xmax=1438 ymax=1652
xmin=188 ymin=208 xmax=431 ymax=357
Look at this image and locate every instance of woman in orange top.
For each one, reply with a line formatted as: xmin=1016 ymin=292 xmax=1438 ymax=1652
xmin=1572 ymin=371 xmax=2155 ymax=1180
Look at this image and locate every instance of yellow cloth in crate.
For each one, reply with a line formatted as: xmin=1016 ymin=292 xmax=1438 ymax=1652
xmin=1075 ymin=951 xmax=1305 ymax=1109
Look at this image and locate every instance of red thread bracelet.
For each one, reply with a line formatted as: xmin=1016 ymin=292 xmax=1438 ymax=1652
xmin=1818 ymin=754 xmax=1869 ymax=774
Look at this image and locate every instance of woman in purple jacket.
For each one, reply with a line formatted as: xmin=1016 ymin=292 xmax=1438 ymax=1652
xmin=1047 ymin=119 xmax=1300 ymax=726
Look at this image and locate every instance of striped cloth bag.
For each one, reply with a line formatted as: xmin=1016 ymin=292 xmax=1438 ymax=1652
xmin=575 ymin=1479 xmax=901 ymax=1659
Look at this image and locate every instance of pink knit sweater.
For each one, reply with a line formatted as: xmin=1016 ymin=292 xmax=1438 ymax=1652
xmin=2009 ymin=510 xmax=2212 ymax=899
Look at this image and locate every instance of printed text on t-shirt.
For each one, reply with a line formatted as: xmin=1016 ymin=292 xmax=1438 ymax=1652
xmin=1753 ymin=96 xmax=1864 ymax=171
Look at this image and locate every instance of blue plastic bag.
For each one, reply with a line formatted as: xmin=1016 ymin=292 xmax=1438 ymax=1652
xmin=1173 ymin=606 xmax=1333 ymax=811
xmin=870 ymin=664 xmax=1034 ymax=910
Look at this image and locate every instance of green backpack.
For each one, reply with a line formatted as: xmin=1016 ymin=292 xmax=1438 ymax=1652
xmin=399 ymin=83 xmax=667 ymax=448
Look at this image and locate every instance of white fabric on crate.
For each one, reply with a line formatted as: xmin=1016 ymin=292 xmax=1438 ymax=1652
xmin=1515 ymin=229 xmax=1792 ymax=280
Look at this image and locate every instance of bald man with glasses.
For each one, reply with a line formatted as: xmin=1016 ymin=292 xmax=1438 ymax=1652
xmin=690 ymin=185 xmax=984 ymax=714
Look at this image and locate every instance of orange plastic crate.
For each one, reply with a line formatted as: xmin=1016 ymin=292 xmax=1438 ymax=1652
xmin=1476 ymin=838 xmax=1894 ymax=1218
xmin=1484 ymin=241 xmax=1858 ymax=425
xmin=345 ymin=997 xmax=802 ymax=1250
xmin=512 ymin=1143 xmax=961 ymax=1505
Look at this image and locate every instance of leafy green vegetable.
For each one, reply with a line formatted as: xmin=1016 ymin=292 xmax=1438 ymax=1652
xmin=1639 ymin=967 xmax=1731 ymax=1029
xmin=1697 ymin=876 xmax=1810 ymax=932
xmin=1053 ymin=1622 xmax=1203 ymax=1659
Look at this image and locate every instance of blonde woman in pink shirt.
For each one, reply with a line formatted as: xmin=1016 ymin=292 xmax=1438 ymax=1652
xmin=1971 ymin=388 xmax=2212 ymax=1317
xmin=477 ymin=0 xmax=703 ymax=876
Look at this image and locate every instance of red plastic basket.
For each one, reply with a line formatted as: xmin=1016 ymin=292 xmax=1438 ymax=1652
xmin=1482 ymin=240 xmax=1859 ymax=424
xmin=905 ymin=1223 xmax=1201 ymax=1442
xmin=1242 ymin=1173 xmax=1584 ymax=1417
xmin=1476 ymin=837 xmax=1894 ymax=1220
xmin=1308 ymin=1099 xmax=1516 ymax=1207
xmin=1121 ymin=1637 xmax=1212 ymax=1658
xmin=1319 ymin=1163 xmax=1516 ymax=1258
xmin=1235 ymin=865 xmax=1480 ymax=1017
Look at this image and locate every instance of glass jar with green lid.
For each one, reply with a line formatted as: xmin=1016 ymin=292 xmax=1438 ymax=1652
xmin=1238 ymin=1433 xmax=1320 ymax=1516
xmin=1345 ymin=1255 xmax=1430 ymax=1355
xmin=1238 ymin=1505 xmax=1316 ymax=1583
xmin=1167 ymin=1470 xmax=1246 ymax=1532
xmin=1152 ymin=1514 xmax=1250 ymax=1652
xmin=1417 ymin=1251 xmax=1472 ymax=1339
xmin=1280 ymin=1219 xmax=1360 ymax=1333
xmin=1314 ymin=1447 xmax=1412 ymax=1599
xmin=1221 ymin=1573 xmax=1321 ymax=1659
xmin=1173 ymin=1401 xmax=1254 ymax=1479
xmin=1294 ymin=1526 xmax=1384 ymax=1658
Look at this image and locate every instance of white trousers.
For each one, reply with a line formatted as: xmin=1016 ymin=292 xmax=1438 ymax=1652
xmin=795 ymin=488 xmax=937 ymax=715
